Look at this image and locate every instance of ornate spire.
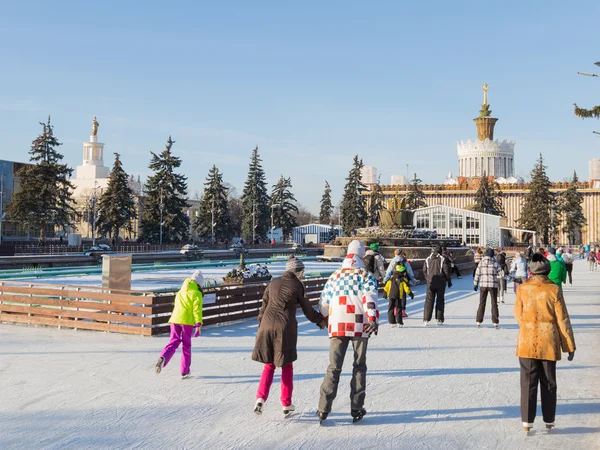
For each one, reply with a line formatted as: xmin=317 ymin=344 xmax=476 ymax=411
xmin=474 ymin=83 xmax=498 ymax=140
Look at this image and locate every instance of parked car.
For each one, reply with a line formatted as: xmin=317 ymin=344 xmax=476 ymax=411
xmin=230 ymin=242 xmax=249 ymax=255
xmin=180 ymin=244 xmax=204 ymax=259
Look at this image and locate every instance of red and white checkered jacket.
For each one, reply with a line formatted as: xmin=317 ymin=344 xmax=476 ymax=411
xmin=319 ymin=254 xmax=380 ymax=338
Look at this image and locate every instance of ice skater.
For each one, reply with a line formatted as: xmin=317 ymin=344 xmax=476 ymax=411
xmin=514 ymin=254 xmax=576 ymax=433
xmin=155 ymin=270 xmax=204 ymax=379
xmin=317 ymin=240 xmax=379 ymax=424
xmin=252 ymin=256 xmax=325 ymax=416
xmin=385 ymin=264 xmax=414 ymax=326
xmin=423 ymin=245 xmax=451 ymax=325
xmin=474 ymin=248 xmax=500 ymax=328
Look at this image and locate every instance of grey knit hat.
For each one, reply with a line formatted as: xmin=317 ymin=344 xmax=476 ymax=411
xmin=547 ymin=247 xmax=556 ymax=255
xmin=286 ymin=255 xmax=305 ymax=273
xmin=530 ymin=254 xmax=551 ymax=275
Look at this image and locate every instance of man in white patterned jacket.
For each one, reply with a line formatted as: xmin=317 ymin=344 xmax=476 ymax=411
xmin=316 ymin=240 xmax=379 ymax=423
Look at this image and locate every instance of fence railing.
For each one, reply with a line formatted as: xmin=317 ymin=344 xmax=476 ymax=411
xmin=0 ymin=257 xmax=474 ymax=336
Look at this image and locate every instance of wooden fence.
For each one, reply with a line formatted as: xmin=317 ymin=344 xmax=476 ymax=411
xmin=0 ymin=256 xmax=474 ymax=336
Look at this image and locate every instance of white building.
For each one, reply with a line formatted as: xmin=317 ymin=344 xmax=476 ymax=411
xmin=413 ymin=205 xmax=536 ymax=248
xmin=292 ymin=223 xmax=343 ymax=245
xmin=457 ymin=85 xmax=516 ymax=179
xmin=361 ymin=166 xmax=377 ymax=185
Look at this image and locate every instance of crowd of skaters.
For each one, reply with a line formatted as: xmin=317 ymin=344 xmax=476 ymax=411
xmin=153 ymin=239 xmax=577 ymax=433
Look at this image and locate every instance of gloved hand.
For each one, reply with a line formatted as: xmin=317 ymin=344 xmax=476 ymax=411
xmin=474 ymin=285 xmax=478 ymax=292
xmin=317 ymin=318 xmax=328 ymax=330
xmin=364 ymin=321 xmax=379 ymax=336
xmin=568 ymin=351 xmax=575 ymax=361
xmin=447 ymin=281 xmax=452 ymax=289
xmin=194 ymin=323 xmax=202 ymax=337
xmin=409 ymin=292 xmax=415 ymax=300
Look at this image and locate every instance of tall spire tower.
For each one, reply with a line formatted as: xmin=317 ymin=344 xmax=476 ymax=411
xmin=457 ymin=85 xmax=516 ymax=180
xmin=473 ymin=83 xmax=498 ymax=141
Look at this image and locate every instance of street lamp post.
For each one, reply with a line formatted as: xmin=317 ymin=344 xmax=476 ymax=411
xmin=578 ymin=62 xmax=600 ymax=135
xmin=0 ymin=170 xmax=4 ymax=245
xmin=159 ymin=187 xmax=164 ymax=246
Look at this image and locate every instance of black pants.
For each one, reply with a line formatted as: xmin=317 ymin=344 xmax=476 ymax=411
xmin=452 ymin=265 xmax=461 ymax=277
xmin=472 ymin=262 xmax=479 ymax=277
xmin=565 ymin=264 xmax=573 ymax=284
xmin=476 ymin=287 xmax=499 ymax=324
xmin=424 ymin=285 xmax=445 ymax=322
xmin=388 ymin=297 xmax=404 ymax=325
xmin=519 ymin=358 xmax=557 ymax=424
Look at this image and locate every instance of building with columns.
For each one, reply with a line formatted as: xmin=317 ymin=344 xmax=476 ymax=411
xmin=363 ymin=86 xmax=600 ymax=245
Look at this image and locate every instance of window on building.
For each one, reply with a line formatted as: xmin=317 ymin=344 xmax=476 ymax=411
xmin=433 ymin=211 xmax=446 ymax=230
xmin=466 ymin=216 xmax=480 ymax=230
xmin=466 ymin=234 xmax=480 ymax=245
xmin=450 ymin=213 xmax=463 ymax=229
xmin=416 ymin=214 xmax=430 ymax=229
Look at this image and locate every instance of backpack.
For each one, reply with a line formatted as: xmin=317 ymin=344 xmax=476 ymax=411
xmin=363 ymin=254 xmax=376 ymax=273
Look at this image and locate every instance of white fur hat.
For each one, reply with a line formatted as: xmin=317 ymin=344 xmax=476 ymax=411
xmin=191 ymin=270 xmax=204 ymax=287
xmin=347 ymin=240 xmax=366 ymax=258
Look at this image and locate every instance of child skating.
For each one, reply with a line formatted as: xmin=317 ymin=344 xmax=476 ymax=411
xmin=385 ymin=264 xmax=414 ymax=327
xmin=155 ymin=270 xmax=204 ymax=379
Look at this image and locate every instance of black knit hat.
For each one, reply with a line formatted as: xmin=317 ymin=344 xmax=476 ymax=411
xmin=530 ymin=254 xmax=551 ymax=275
xmin=484 ymin=248 xmax=495 ymax=258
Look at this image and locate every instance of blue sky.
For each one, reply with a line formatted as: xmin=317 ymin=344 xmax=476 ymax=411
xmin=0 ymin=1 xmax=598 ymax=213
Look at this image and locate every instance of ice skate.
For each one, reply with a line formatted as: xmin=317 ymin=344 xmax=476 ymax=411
xmin=397 ymin=323 xmax=404 ymax=327
xmin=494 ymin=323 xmax=500 ymax=329
xmin=437 ymin=320 xmax=443 ymax=326
xmin=283 ymin=404 xmax=295 ymax=417
xmin=401 ymin=311 xmax=408 ymax=318
xmin=316 ymin=410 xmax=328 ymax=425
xmin=423 ymin=321 xmax=430 ymax=326
xmin=545 ymin=423 xmax=555 ymax=432
xmin=476 ymin=322 xmax=481 ymax=328
xmin=391 ymin=323 xmax=397 ymax=328
xmin=181 ymin=372 xmax=191 ymax=379
xmin=155 ymin=357 xmax=164 ymax=374
xmin=254 ymin=398 xmax=265 ymax=415
xmin=351 ymin=408 xmax=367 ymax=423
xmin=523 ymin=422 xmax=534 ymax=433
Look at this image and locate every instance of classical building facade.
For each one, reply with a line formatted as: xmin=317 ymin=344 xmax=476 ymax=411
xmin=363 ymin=85 xmax=600 ymax=245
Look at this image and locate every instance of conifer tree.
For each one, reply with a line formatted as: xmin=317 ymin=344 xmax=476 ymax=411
xmin=270 ymin=175 xmax=299 ymax=238
xmin=472 ymin=173 xmax=504 ymax=216
xmin=139 ymin=136 xmax=190 ymax=244
xmin=404 ymin=173 xmax=428 ymax=210
xmin=96 ymin=153 xmax=137 ymax=240
xmin=193 ymin=165 xmax=233 ymax=242
xmin=559 ymin=171 xmax=586 ymax=245
xmin=340 ymin=155 xmax=367 ymax=235
xmin=518 ymin=154 xmax=554 ymax=244
xmin=6 ymin=117 xmax=75 ymax=244
xmin=319 ymin=181 xmax=333 ymax=224
xmin=368 ymin=179 xmax=384 ymax=226
xmin=241 ymin=146 xmax=270 ymax=242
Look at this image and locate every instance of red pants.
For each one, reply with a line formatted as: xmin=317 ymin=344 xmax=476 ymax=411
xmin=256 ymin=363 xmax=293 ymax=406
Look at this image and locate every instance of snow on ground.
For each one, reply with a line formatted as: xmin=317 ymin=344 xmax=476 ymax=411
xmin=13 ymin=261 xmax=341 ymax=291
xmin=1 ymin=261 xmax=599 ymax=449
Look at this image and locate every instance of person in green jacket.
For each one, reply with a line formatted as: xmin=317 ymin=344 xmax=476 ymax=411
xmin=546 ymin=247 xmax=566 ymax=288
xmin=155 ymin=270 xmax=204 ymax=378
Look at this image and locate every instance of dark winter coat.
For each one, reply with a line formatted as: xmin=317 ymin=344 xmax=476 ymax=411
xmin=252 ymin=271 xmax=323 ymax=367
xmin=423 ymin=253 xmax=450 ymax=288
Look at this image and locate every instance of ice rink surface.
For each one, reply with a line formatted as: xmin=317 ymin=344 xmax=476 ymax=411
xmin=1 ymin=261 xmax=599 ymax=449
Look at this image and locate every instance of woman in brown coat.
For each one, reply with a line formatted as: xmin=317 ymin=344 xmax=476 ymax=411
xmin=514 ymin=253 xmax=576 ymax=432
xmin=252 ymin=256 xmax=325 ymax=416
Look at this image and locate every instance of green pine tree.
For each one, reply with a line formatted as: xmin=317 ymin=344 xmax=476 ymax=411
xmin=241 ymin=146 xmax=270 ymax=243
xmin=270 ymin=175 xmax=299 ymax=238
xmin=518 ymin=154 xmax=554 ymax=244
xmin=193 ymin=165 xmax=233 ymax=242
xmin=340 ymin=155 xmax=367 ymax=235
xmin=472 ymin=173 xmax=504 ymax=216
xmin=559 ymin=171 xmax=587 ymax=245
xmin=96 ymin=153 xmax=137 ymax=240
xmin=319 ymin=181 xmax=333 ymax=224
xmin=6 ymin=117 xmax=75 ymax=244
xmin=368 ymin=179 xmax=384 ymax=226
xmin=404 ymin=173 xmax=428 ymax=210
xmin=139 ymin=136 xmax=190 ymax=244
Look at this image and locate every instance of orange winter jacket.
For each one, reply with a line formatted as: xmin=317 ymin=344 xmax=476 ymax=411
xmin=514 ymin=275 xmax=576 ymax=361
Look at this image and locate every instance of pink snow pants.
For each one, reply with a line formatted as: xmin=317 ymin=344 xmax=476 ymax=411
xmin=256 ymin=363 xmax=293 ymax=407
xmin=160 ymin=324 xmax=194 ymax=375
